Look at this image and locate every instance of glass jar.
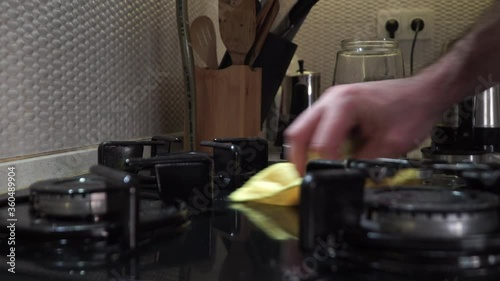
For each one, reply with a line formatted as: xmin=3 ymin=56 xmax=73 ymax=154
xmin=333 ymin=39 xmax=405 ymax=85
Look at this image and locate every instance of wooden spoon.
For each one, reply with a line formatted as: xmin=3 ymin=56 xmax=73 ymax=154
xmin=219 ymin=0 xmax=256 ymax=65
xmin=190 ymin=16 xmax=218 ymax=69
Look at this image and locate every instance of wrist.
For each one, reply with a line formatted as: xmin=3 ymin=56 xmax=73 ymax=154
xmin=411 ymin=50 xmax=472 ymax=116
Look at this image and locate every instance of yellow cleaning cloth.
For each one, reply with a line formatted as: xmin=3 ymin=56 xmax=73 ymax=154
xmin=228 ymin=163 xmax=302 ymax=206
xmin=365 ymin=168 xmax=422 ymax=187
xmin=228 ymin=162 xmax=421 ymax=206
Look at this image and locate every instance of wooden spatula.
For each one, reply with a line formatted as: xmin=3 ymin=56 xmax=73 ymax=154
xmin=219 ymin=0 xmax=256 ymax=65
xmin=190 ymin=16 xmax=218 ymax=69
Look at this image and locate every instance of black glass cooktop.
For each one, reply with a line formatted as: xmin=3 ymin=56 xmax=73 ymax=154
xmin=1 ymin=202 xmax=498 ymax=281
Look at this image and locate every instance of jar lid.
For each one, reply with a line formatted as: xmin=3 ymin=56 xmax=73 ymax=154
xmin=341 ymin=38 xmax=399 ymax=50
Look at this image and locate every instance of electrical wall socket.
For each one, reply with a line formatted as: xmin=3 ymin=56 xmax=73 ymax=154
xmin=377 ymin=9 xmax=434 ymax=40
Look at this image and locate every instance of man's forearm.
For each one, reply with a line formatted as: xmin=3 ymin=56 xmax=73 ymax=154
xmin=417 ymin=0 xmax=500 ymax=109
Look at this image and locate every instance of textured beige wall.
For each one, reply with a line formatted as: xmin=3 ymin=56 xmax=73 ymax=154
xmin=0 ymin=0 xmax=186 ymax=159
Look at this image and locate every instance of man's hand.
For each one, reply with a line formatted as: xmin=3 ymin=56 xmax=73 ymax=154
xmin=284 ymin=77 xmax=444 ymax=175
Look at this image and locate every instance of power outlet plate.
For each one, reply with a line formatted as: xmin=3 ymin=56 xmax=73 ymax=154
xmin=377 ymin=9 xmax=434 ymax=40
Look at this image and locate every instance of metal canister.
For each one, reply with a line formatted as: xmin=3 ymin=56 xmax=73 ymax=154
xmin=272 ymin=60 xmax=321 ymax=149
xmin=474 ymin=85 xmax=500 ymax=128
xmin=279 ymin=60 xmax=321 ymax=125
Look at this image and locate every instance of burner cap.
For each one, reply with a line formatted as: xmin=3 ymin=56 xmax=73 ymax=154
xmin=362 ymin=187 xmax=500 ymax=238
xmin=30 ymin=175 xmax=126 ymax=219
xmin=366 ymin=187 xmax=500 ymax=212
xmin=31 ymin=176 xmax=108 ymax=194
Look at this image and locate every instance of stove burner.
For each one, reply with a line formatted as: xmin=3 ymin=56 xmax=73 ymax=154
xmin=366 ymin=187 xmax=500 ymax=212
xmin=362 ymin=187 xmax=500 ymax=238
xmin=0 ymin=164 xmax=191 ymax=270
xmin=30 ymin=176 xmax=126 ymax=219
xmin=300 ymin=160 xmax=500 ymax=277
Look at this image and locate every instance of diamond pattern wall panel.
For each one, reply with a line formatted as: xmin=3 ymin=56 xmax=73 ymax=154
xmin=0 ymin=0 xmax=495 ymax=159
xmin=0 ymin=0 xmax=186 ymax=159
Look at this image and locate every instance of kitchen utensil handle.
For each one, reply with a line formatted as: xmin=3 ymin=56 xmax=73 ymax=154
xmin=248 ymin=0 xmax=280 ymax=66
xmin=207 ymin=46 xmax=219 ymax=70
xmin=288 ymin=0 xmax=319 ymax=24
xmin=281 ymin=0 xmax=319 ymax=40
xmin=231 ymin=53 xmax=248 ymax=65
xmin=256 ymin=0 xmax=275 ymax=30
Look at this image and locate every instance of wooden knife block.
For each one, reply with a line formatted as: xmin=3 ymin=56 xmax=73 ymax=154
xmin=195 ymin=65 xmax=262 ymax=151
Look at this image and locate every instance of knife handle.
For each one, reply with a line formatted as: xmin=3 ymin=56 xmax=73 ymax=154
xmin=247 ymin=0 xmax=280 ymax=66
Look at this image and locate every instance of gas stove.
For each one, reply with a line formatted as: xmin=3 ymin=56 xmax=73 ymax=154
xmin=1 ymin=138 xmax=500 ymax=281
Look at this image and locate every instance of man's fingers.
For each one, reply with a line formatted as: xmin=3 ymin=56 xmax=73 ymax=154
xmin=284 ymin=108 xmax=323 ymax=175
xmin=309 ymin=106 xmax=357 ymax=159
